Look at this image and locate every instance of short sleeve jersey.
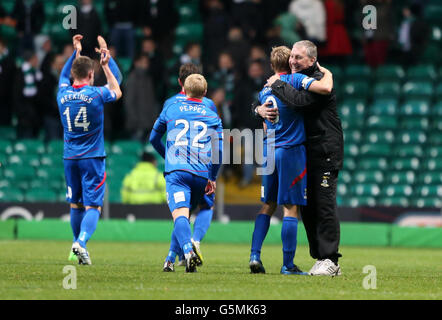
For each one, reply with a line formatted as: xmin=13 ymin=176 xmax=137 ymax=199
xmin=57 ymin=83 xmax=116 ymax=159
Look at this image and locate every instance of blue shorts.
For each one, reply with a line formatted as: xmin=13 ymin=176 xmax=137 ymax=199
xmin=261 ymin=145 xmax=307 ymax=206
xmin=165 ymin=171 xmax=208 ymax=213
xmin=64 ymin=158 xmax=106 ymax=207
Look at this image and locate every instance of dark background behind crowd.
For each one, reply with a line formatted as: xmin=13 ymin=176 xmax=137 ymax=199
xmin=0 ymin=0 xmax=441 ymax=204
xmin=0 ymin=0 xmax=439 ymax=141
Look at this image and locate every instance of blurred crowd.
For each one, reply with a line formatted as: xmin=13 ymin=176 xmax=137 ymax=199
xmin=0 ymin=0 xmax=435 ymax=183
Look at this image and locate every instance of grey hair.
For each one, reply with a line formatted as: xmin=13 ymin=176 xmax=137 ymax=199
xmin=293 ymin=40 xmax=317 ymax=59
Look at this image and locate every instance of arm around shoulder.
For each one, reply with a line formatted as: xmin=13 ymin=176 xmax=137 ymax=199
xmin=307 ymin=63 xmax=333 ymax=95
xmin=271 ymin=80 xmax=317 ymax=109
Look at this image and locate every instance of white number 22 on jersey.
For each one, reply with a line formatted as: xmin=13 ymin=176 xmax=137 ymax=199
xmin=63 ymin=106 xmax=91 ymax=132
xmin=174 ymin=119 xmax=207 ymax=148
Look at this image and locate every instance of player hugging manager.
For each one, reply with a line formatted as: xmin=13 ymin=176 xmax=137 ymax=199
xmin=255 ymin=40 xmax=344 ymax=276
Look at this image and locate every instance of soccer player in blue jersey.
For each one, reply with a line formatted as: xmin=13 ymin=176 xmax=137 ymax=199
xmin=153 ymin=64 xmax=218 ymax=270
xmin=59 ymin=35 xmax=122 ymax=265
xmin=150 ymin=74 xmax=223 ymax=272
xmin=249 ymin=46 xmax=333 ymax=275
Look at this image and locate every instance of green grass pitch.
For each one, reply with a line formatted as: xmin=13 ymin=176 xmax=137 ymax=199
xmin=0 ymin=240 xmax=440 ymax=300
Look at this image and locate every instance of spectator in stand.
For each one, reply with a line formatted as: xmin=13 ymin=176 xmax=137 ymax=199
xmin=105 ymin=0 xmax=146 ymax=58
xmin=232 ymin=59 xmax=265 ymax=131
xmin=265 ymin=22 xmax=288 ymax=51
xmin=62 ymin=43 xmax=75 ymax=61
xmin=231 ymin=0 xmax=264 ymax=42
xmin=37 ymin=54 xmax=64 ymax=141
xmin=0 ymin=4 xmax=6 ymax=21
xmin=140 ymin=37 xmax=166 ymax=101
xmin=179 ymin=42 xmax=203 ymax=69
xmin=397 ymin=3 xmax=430 ymax=65
xmin=148 ymin=0 xmax=178 ymax=58
xmin=0 ymin=37 xmax=16 ymax=126
xmin=93 ymin=54 xmax=124 ymax=141
xmin=11 ymin=0 xmax=45 ymax=53
xmin=124 ymin=53 xmax=158 ymax=141
xmin=202 ymin=0 xmax=231 ymax=73
xmin=320 ymin=0 xmax=353 ymax=65
xmin=121 ymin=152 xmax=166 ymax=205
xmin=225 ymin=26 xmax=251 ymax=76
xmin=262 ymin=0 xmax=292 ymax=32
xmin=14 ymin=51 xmax=42 ymax=138
xmin=289 ymin=0 xmax=326 ymax=45
xmin=273 ymin=11 xmax=306 ymax=48
xmin=0 ymin=3 xmax=17 ymax=29
xmin=34 ymin=35 xmax=51 ymax=68
xmin=72 ymin=0 xmax=102 ymax=58
xmin=209 ymin=51 xmax=236 ymax=128
xmin=231 ymin=59 xmax=265 ymax=187
xmin=36 ymin=36 xmax=54 ymax=76
xmin=248 ymin=44 xmax=272 ymax=77
xmin=361 ymin=0 xmax=395 ymax=68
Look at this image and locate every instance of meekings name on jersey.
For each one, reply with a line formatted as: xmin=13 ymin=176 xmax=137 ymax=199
xmin=60 ymin=91 xmax=94 ymax=104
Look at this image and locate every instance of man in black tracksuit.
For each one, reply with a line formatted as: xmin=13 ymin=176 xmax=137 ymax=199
xmin=254 ymin=41 xmax=344 ymax=275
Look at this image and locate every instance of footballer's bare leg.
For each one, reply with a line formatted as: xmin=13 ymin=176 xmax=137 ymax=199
xmin=282 ymin=204 xmax=299 ymax=218
xmin=259 ymin=202 xmax=277 ymax=216
xmin=172 ymin=207 xmax=190 ymax=221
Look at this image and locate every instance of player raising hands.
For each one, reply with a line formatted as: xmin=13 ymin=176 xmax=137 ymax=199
xmin=60 ymin=35 xmax=122 ymax=265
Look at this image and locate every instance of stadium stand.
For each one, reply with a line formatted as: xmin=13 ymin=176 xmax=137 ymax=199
xmin=0 ymin=0 xmax=440 ymax=209
xmin=336 ymin=62 xmax=441 ymax=208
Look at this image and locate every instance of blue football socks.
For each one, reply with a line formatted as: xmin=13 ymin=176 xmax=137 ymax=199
xmin=193 ymin=208 xmax=213 ymax=242
xmin=174 ymin=216 xmax=193 ymax=255
xmin=281 ymin=217 xmax=299 ymax=269
xmin=166 ymin=229 xmax=182 ymax=263
xmin=70 ymin=207 xmax=85 ymax=242
xmin=250 ymin=214 xmax=271 ymax=260
xmin=77 ymin=208 xmax=100 ymax=248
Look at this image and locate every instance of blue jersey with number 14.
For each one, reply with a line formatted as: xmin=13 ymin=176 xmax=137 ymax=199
xmin=57 ymin=84 xmax=116 ymax=160
xmin=57 ymin=50 xmax=119 ymax=160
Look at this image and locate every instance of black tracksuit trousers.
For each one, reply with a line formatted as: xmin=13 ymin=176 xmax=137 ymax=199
xmin=300 ymin=169 xmax=342 ymax=263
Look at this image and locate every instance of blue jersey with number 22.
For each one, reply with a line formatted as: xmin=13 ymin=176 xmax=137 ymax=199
xmin=152 ymin=97 xmax=223 ymax=181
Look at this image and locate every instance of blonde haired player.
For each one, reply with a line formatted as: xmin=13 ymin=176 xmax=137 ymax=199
xmin=249 ymin=45 xmax=333 ymax=275
xmin=150 ymin=74 xmax=223 ymax=273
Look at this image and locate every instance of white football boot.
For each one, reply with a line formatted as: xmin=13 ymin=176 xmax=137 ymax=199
xmin=191 ymin=239 xmax=204 ymax=266
xmin=163 ymin=260 xmax=175 ymax=272
xmin=309 ymin=259 xmax=341 ymax=276
xmin=72 ymin=242 xmax=92 ymax=265
xmin=308 ymin=260 xmax=324 ymax=274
